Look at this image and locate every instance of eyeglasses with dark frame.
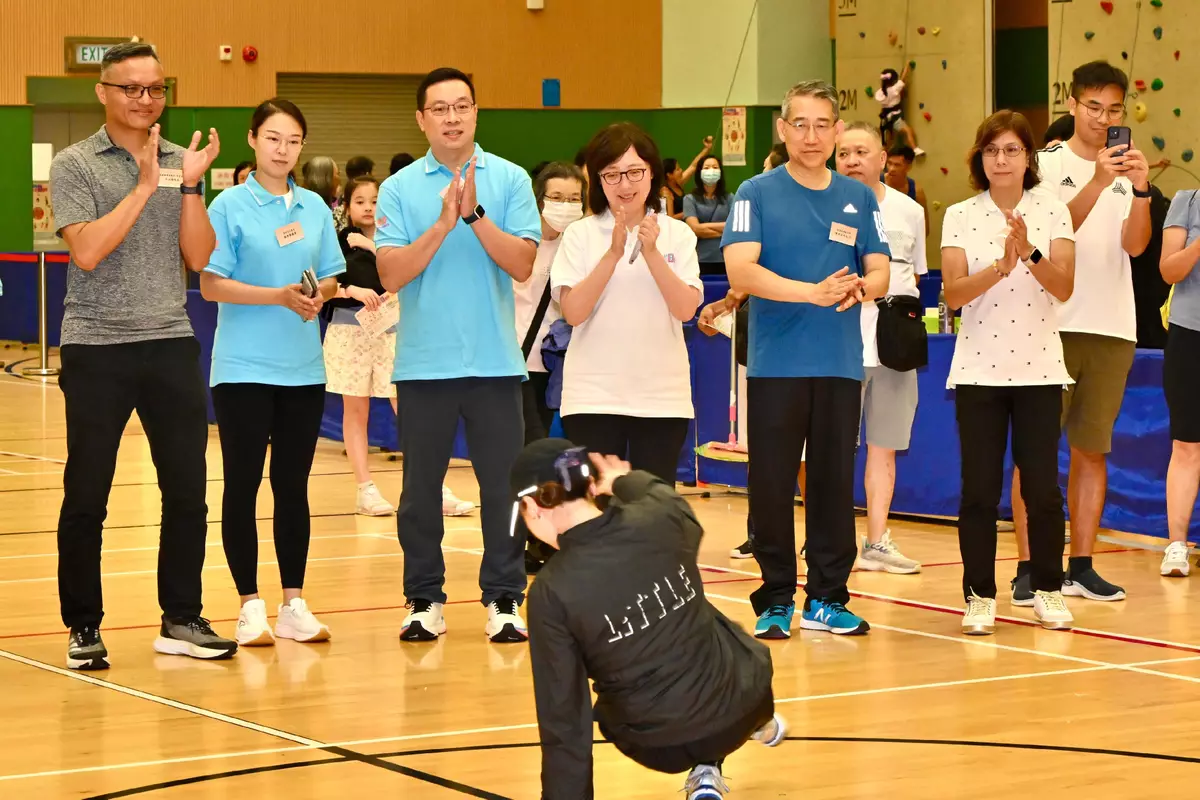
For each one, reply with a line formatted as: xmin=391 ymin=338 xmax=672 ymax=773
xmin=598 ymin=167 xmax=648 ymax=186
xmin=101 ymin=82 xmax=168 ymax=100
xmin=1078 ymin=101 xmax=1126 ymax=121
xmin=423 ymin=101 xmax=476 ymax=117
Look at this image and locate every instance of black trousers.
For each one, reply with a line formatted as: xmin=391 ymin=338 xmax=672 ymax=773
xmin=57 ymin=338 xmax=209 ymax=628
xmin=956 ymin=384 xmax=1065 ymax=599
xmin=396 ymin=377 xmax=526 ymax=605
xmin=521 ymin=371 xmax=553 ymax=445
xmin=212 ymin=383 xmax=325 ymax=596
xmin=747 ymin=377 xmax=860 ymax=615
xmin=561 ymin=414 xmax=689 ymax=485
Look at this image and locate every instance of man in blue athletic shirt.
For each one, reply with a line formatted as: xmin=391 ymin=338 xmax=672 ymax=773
xmin=722 ymin=80 xmax=891 ymax=639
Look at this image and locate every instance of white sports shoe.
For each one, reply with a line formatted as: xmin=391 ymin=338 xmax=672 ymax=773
xmin=858 ymin=531 xmax=922 ymax=574
xmin=751 ymin=713 xmax=788 ymax=746
xmin=442 ymin=485 xmax=476 ymax=517
xmin=683 ymin=764 xmax=730 ymax=800
xmin=236 ymin=598 xmax=275 ymax=647
xmin=400 ymin=600 xmax=446 ymax=642
xmin=275 ymin=598 xmax=331 ymax=643
xmin=356 ymin=482 xmax=394 ymax=517
xmin=962 ymin=592 xmax=996 ymax=636
xmin=1161 ymin=541 xmax=1191 ymax=578
xmin=485 ymin=599 xmax=529 ymax=643
xmin=1033 ymin=590 xmax=1074 ymax=630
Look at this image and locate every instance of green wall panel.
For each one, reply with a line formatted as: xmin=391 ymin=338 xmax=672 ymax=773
xmin=161 ymin=107 xmax=255 ymax=203
xmin=0 ymin=106 xmax=34 ymax=251
xmin=995 ymin=27 xmax=1049 ymax=111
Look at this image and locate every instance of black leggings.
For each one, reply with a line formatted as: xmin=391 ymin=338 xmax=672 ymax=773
xmin=212 ymin=383 xmax=325 ymax=596
xmin=561 ymin=414 xmax=689 ymax=485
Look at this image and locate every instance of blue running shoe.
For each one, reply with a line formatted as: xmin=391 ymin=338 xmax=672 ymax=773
xmin=754 ymin=603 xmax=794 ymax=639
xmin=800 ymin=599 xmax=870 ymax=635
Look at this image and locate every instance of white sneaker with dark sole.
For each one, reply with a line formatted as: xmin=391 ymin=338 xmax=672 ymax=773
xmin=236 ymin=598 xmax=275 ymax=647
xmin=400 ymin=600 xmax=446 ymax=642
xmin=275 ymin=598 xmax=331 ymax=643
xmin=486 ymin=599 xmax=529 ymax=643
xmin=1161 ymin=541 xmax=1191 ymax=578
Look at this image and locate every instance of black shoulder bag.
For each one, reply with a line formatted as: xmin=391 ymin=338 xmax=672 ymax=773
xmin=522 ymin=281 xmax=554 ymax=361
xmin=875 ymin=295 xmax=928 ymax=372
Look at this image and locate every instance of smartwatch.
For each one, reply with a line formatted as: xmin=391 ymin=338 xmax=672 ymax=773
xmin=462 ymin=204 xmax=486 ymax=225
xmin=1023 ymin=247 xmax=1043 ymax=266
xmin=180 ymin=184 xmax=203 ymax=195
xmin=1132 ymin=185 xmax=1153 ymax=199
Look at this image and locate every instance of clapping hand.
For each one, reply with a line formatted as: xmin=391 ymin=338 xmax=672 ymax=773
xmin=1003 ymin=210 xmax=1034 ymax=262
xmin=181 ymin=128 xmax=220 ymax=187
xmin=458 ymin=157 xmax=478 ymax=217
xmin=636 ymin=212 xmax=660 ymax=256
xmin=135 ymin=124 xmax=161 ymax=195
xmin=609 ymin=206 xmax=628 ymax=256
xmin=438 ymin=172 xmax=462 ymax=232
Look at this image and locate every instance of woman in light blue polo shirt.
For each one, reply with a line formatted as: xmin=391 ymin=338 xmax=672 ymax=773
xmin=200 ymin=98 xmax=345 ymax=648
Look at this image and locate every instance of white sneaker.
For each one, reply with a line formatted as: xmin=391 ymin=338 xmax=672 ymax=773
xmin=400 ymin=599 xmax=446 ymax=642
xmin=274 ymin=598 xmax=331 ymax=643
xmin=683 ymin=764 xmax=730 ymax=800
xmin=962 ymin=592 xmax=996 ymax=636
xmin=751 ymin=713 xmax=788 ymax=746
xmin=858 ymin=531 xmax=921 ymax=574
xmin=356 ymin=482 xmax=394 ymax=516
xmin=442 ymin=485 xmax=476 ymax=517
xmin=1161 ymin=541 xmax=1191 ymax=578
xmin=1033 ymin=590 xmax=1074 ymax=630
xmin=236 ymin=599 xmax=275 ymax=647
xmin=485 ymin=599 xmax=528 ymax=643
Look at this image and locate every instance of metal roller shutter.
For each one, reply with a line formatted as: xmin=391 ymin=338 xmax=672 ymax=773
xmin=275 ymin=73 xmax=427 ymax=179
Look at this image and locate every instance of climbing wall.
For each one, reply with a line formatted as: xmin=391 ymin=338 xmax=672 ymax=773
xmin=835 ymin=0 xmax=991 ymax=268
xmin=1050 ymin=0 xmax=1200 ymax=198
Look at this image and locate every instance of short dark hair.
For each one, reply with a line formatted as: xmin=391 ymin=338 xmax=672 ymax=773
xmin=233 ymin=160 xmax=255 ymax=184
xmin=1043 ymin=113 xmax=1075 ymax=146
xmin=573 ymin=145 xmax=589 ymax=168
xmin=663 ymin=158 xmax=679 ymax=175
xmin=967 ymin=110 xmax=1041 ymax=192
xmin=250 ymin=98 xmax=308 ymax=139
xmin=888 ymin=144 xmax=916 ymax=163
xmin=389 ymin=152 xmax=415 ymax=175
xmin=529 ymin=160 xmax=551 ymax=180
xmin=345 ymin=156 xmax=374 ymax=180
xmin=584 ymin=123 xmax=664 ymax=215
xmin=100 ymin=42 xmax=159 ymax=71
xmin=691 ymin=154 xmax=728 ymax=200
xmin=343 ymin=174 xmax=380 ymax=205
xmin=766 ymin=142 xmax=788 ymax=170
xmin=1070 ymin=60 xmax=1129 ymax=100
xmin=532 ymin=162 xmax=587 ymax=212
xmin=417 ymin=67 xmax=475 ymax=111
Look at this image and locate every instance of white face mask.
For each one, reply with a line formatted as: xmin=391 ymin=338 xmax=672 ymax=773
xmin=700 ymin=168 xmax=721 ymax=186
xmin=542 ymin=200 xmax=584 ymax=232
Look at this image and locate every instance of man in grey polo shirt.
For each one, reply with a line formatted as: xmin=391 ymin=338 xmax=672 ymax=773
xmin=49 ymin=42 xmax=237 ymax=669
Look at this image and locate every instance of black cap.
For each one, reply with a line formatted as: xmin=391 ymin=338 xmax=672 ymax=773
xmin=510 ymin=438 xmax=578 ymax=496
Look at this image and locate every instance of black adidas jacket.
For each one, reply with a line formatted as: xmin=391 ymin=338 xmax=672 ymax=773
xmin=527 ymin=471 xmax=773 ymax=799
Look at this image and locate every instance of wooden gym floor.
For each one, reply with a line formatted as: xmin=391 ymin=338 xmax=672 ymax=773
xmin=1 ymin=353 xmax=1199 ymax=799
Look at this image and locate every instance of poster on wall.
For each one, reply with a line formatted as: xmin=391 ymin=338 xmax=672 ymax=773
xmin=722 ymin=107 xmax=747 ymax=166
xmin=32 ymin=183 xmax=54 ymax=235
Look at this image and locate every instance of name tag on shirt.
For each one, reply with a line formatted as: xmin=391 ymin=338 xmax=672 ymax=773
xmin=829 ymin=221 xmax=858 ymax=247
xmin=158 ymin=169 xmax=183 ymax=189
xmin=275 ymin=222 xmax=305 ymax=247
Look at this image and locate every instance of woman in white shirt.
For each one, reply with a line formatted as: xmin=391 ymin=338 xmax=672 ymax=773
xmin=514 ymin=162 xmax=585 ymax=442
xmin=941 ymin=110 xmax=1076 ymax=636
xmin=551 ymin=123 xmax=703 ymax=484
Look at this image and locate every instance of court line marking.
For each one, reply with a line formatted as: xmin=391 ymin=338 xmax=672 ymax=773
xmin=0 ymin=532 xmax=395 ymax=561
xmin=0 ymin=449 xmax=66 ymax=464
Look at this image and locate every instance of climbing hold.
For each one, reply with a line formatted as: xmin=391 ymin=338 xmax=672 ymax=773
xmin=866 ymin=85 xmax=873 ymax=96
xmin=859 ymin=31 xmax=866 ymax=38
xmin=888 ymin=31 xmax=899 ymax=46
xmin=1174 ymin=108 xmax=1182 ymax=117
xmin=1150 ymin=0 xmax=1163 ymax=6
xmin=932 ymin=200 xmax=943 ymax=212
xmin=1085 ymin=31 xmax=1095 ymax=40
xmin=932 ymin=27 xmax=941 ymax=36
xmin=918 ymin=25 xmax=926 ymax=35
xmin=1134 ymin=102 xmax=1148 ymax=122
xmin=940 ymin=166 xmax=949 ymax=175
xmin=941 ymin=59 xmax=948 ymax=69
xmin=1153 ymin=26 xmax=1163 ymax=40
xmin=923 ymin=111 xmax=932 ymax=122
xmin=1152 ymin=136 xmax=1166 ymax=150
xmin=1152 ymin=78 xmax=1164 ymax=91
xmin=1121 ymin=51 xmax=1128 ymax=60
xmin=919 ymin=102 xmax=925 ymax=109
xmin=1175 ymin=50 xmax=1181 ymax=60
xmin=1100 ymin=0 xmax=1114 ymax=13
xmin=1184 ymin=149 xmax=1195 ymax=163
xmin=1135 ymin=79 xmax=1147 ymax=91
xmin=909 ymin=60 xmax=917 ymax=69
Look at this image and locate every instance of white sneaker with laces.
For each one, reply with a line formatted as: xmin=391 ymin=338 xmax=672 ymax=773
xmin=1161 ymin=541 xmax=1191 ymax=578
xmin=236 ymin=598 xmax=275 ymax=647
xmin=485 ymin=599 xmax=528 ymax=643
xmin=962 ymin=592 xmax=997 ymax=636
xmin=858 ymin=531 xmax=921 ymax=574
xmin=275 ymin=598 xmax=331 ymax=643
xmin=1033 ymin=590 xmax=1074 ymax=630
xmin=356 ymin=482 xmax=394 ymax=517
xmin=683 ymin=764 xmax=730 ymax=800
xmin=751 ymin=713 xmax=788 ymax=746
xmin=442 ymin=485 xmax=476 ymax=517
xmin=400 ymin=600 xmax=446 ymax=642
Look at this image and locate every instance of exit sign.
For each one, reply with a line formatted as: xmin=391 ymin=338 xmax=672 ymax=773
xmin=64 ymin=37 xmax=136 ymax=72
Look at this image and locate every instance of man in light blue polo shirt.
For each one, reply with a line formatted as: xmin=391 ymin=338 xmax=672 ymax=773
xmin=723 ymin=80 xmax=891 ymax=641
xmin=376 ymin=67 xmax=541 ymax=644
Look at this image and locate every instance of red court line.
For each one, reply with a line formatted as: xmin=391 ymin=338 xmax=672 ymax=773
xmin=0 ymin=253 xmax=70 ymax=263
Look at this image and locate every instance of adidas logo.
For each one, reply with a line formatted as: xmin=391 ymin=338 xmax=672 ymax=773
xmin=1060 ymin=177 xmax=1076 ymax=187
xmin=843 ymin=203 xmax=857 ymax=213
xmin=1113 ymin=183 xmax=1127 ymax=195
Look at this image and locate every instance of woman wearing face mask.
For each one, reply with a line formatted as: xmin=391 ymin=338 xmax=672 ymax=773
xmin=552 ymin=123 xmax=703 ymax=484
xmin=683 ymin=155 xmax=732 ymax=276
xmin=200 ymin=98 xmax=345 ymax=647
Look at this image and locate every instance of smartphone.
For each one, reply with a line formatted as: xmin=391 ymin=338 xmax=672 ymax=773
xmin=1107 ymin=125 xmax=1132 ymax=154
xmin=300 ymin=268 xmax=319 ymax=298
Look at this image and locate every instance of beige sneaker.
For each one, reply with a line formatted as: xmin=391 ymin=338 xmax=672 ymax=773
xmin=962 ymin=593 xmax=996 ymax=636
xmin=442 ymin=485 xmax=476 ymax=517
xmin=356 ymin=482 xmax=394 ymax=516
xmin=858 ymin=531 xmax=921 ymax=574
xmin=1033 ymin=590 xmax=1074 ymax=631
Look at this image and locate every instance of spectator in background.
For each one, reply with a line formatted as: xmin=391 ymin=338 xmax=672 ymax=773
xmin=574 ymin=145 xmax=593 ymax=215
xmin=389 ymin=152 xmax=415 ymax=175
xmin=1132 ymin=183 xmax=1171 ymax=348
xmin=883 ymin=145 xmax=929 ymax=234
xmin=233 ymin=160 xmax=255 ymax=185
xmin=528 ymin=160 xmax=551 ymax=181
xmin=661 ymin=136 xmax=714 ymax=219
xmin=1043 ymin=113 xmax=1075 ymax=148
xmin=302 ymin=156 xmax=340 ymax=208
xmin=345 ymin=155 xmax=374 ymax=180
xmin=763 ymin=142 xmax=788 ymax=172
xmin=683 ymin=154 xmax=732 ymax=276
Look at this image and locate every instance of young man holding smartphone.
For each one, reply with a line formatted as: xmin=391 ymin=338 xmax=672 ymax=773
xmin=1013 ymin=60 xmax=1153 ymax=604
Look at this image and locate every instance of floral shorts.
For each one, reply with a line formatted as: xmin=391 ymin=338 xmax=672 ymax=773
xmin=323 ymin=323 xmax=396 ymax=399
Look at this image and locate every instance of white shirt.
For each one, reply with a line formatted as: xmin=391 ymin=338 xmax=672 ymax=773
xmin=861 ymin=184 xmax=928 ymax=367
xmin=941 ymin=190 xmax=1075 ymax=388
xmin=874 ymin=80 xmax=905 ymax=109
xmin=550 ymin=210 xmax=702 ymax=418
xmin=513 ymin=234 xmax=562 ymax=373
xmin=1034 ymin=142 xmax=1135 ymax=341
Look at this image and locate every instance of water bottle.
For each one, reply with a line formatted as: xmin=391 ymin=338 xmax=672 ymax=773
xmin=938 ymin=287 xmax=953 ymax=333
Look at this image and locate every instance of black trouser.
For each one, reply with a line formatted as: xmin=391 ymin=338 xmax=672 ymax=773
xmin=212 ymin=383 xmax=325 ymax=596
xmin=598 ymin=688 xmax=774 ymax=774
xmin=956 ymin=384 xmax=1065 ymax=600
xmin=521 ymin=371 xmax=553 ymax=445
xmin=396 ymin=377 xmax=525 ymax=606
xmin=57 ymin=337 xmax=209 ymax=629
xmin=747 ymin=377 xmax=860 ymax=615
xmin=561 ymin=414 xmax=689 ymax=485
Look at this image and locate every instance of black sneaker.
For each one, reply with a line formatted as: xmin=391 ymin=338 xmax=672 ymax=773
xmin=153 ymin=617 xmax=238 ymax=660
xmin=1062 ymin=566 xmax=1126 ymax=602
xmin=730 ymin=539 xmax=754 ymax=559
xmin=1010 ymin=572 xmax=1034 ymax=607
xmin=67 ymin=625 xmax=109 ymax=670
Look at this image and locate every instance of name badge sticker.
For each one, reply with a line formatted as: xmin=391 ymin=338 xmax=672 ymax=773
xmin=275 ymin=222 xmax=305 ymax=247
xmin=158 ymin=168 xmax=183 ymax=189
xmin=829 ymin=221 xmax=858 ymax=247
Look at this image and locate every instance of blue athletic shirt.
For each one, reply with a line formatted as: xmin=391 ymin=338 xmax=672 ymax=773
xmin=721 ymin=168 xmax=890 ymax=381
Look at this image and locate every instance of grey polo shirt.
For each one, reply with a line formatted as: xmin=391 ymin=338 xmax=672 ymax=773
xmin=49 ymin=126 xmax=194 ymax=345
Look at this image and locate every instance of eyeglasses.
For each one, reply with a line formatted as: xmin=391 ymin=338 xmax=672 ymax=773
xmin=1079 ymin=102 xmax=1126 ymax=121
xmin=598 ymin=167 xmax=648 ymax=185
xmin=982 ymin=144 xmax=1026 ymax=159
xmin=260 ymin=133 xmax=304 ymax=151
xmin=783 ymin=118 xmax=834 ymax=135
xmin=101 ymin=82 xmax=168 ymax=100
xmin=424 ymin=101 xmax=476 ymax=117
xmin=544 ymin=193 xmax=583 ymax=203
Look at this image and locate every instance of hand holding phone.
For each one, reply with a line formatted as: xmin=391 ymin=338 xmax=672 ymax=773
xmin=301 ymin=268 xmax=319 ymax=298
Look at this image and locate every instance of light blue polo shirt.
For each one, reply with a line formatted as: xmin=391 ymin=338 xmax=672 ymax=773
xmin=204 ymin=174 xmax=346 ymax=387
xmin=375 ymin=144 xmax=542 ymax=381
xmin=1165 ymin=190 xmax=1200 ymax=332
